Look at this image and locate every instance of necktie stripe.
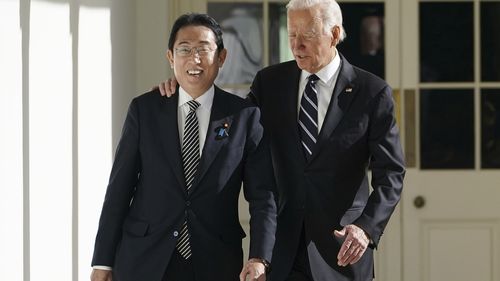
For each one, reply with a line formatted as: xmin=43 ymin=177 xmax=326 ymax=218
xmin=183 ymin=132 xmax=197 ymax=146
xmin=308 ymin=84 xmax=318 ymax=95
xmin=184 ymin=165 xmax=196 ymax=176
xmin=298 ymin=120 xmax=317 ymax=143
xmin=184 ymin=123 xmax=197 ymax=135
xmin=183 ymin=151 xmax=199 ymax=164
xmin=299 ymin=74 xmax=320 ymax=161
xmin=303 ymin=90 xmax=318 ymax=110
xmin=176 ymin=100 xmax=200 ymax=259
xmin=182 ymin=146 xmax=198 ymax=160
xmin=183 ymin=157 xmax=198 ymax=168
xmin=183 ymin=167 xmax=197 ymax=179
xmin=299 ymin=105 xmax=318 ymax=127
xmin=182 ymin=139 xmax=198 ymax=151
xmin=301 ymin=141 xmax=313 ymax=155
xmin=177 ymin=233 xmax=189 ymax=245
xmin=184 ymin=171 xmax=196 ymax=182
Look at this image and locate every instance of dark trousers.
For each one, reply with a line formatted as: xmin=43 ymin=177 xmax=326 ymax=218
xmin=163 ymin=250 xmax=195 ymax=281
xmin=286 ymin=226 xmax=314 ymax=281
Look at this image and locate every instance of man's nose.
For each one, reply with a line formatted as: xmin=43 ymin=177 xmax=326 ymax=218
xmin=292 ymin=37 xmax=305 ymax=50
xmin=192 ymin=52 xmax=201 ymax=64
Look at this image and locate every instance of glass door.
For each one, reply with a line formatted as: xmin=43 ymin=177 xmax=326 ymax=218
xmin=401 ymin=0 xmax=500 ymax=280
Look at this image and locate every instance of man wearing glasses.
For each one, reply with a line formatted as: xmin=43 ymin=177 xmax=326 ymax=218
xmin=91 ymin=13 xmax=277 ymax=281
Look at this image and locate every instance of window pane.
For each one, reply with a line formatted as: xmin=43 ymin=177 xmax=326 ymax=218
xmin=0 ymin=0 xmax=24 ymax=279
xmin=481 ymin=2 xmax=500 ymax=81
xmin=420 ymin=89 xmax=474 ymax=169
xmin=481 ymin=89 xmax=500 ymax=168
xmin=338 ymin=3 xmax=385 ymax=79
xmin=420 ymin=3 xmax=473 ymax=82
xmin=208 ymin=3 xmax=263 ymax=85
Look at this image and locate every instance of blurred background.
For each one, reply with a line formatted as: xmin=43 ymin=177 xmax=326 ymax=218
xmin=1 ymin=0 xmax=499 ymax=280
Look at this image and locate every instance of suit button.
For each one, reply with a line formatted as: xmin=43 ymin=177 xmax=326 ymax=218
xmin=173 ymin=231 xmax=179 ymax=237
xmin=186 ymin=201 xmax=191 ymax=207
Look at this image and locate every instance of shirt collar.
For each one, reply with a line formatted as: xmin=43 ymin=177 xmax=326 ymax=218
xmin=178 ymin=85 xmax=214 ymax=111
xmin=300 ymin=49 xmax=341 ymax=87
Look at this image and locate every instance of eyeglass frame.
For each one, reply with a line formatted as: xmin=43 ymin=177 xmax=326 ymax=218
xmin=173 ymin=45 xmax=216 ymax=57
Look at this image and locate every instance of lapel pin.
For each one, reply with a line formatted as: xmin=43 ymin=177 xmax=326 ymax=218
xmin=215 ymin=123 xmax=229 ymax=140
xmin=345 ymin=87 xmax=353 ymax=93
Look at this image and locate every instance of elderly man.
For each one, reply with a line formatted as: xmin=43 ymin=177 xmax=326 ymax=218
xmin=160 ymin=1 xmax=405 ymax=280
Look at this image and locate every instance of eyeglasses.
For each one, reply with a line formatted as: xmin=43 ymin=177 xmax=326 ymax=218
xmin=174 ymin=46 xmax=215 ymax=57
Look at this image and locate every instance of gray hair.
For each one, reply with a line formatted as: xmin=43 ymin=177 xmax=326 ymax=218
xmin=286 ymin=0 xmax=347 ymax=42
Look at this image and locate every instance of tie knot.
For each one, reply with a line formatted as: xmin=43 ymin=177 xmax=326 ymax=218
xmin=308 ymin=74 xmax=320 ymax=84
xmin=186 ymin=100 xmax=200 ymax=112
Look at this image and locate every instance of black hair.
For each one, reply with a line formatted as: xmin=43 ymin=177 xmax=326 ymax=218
xmin=168 ymin=13 xmax=224 ymax=52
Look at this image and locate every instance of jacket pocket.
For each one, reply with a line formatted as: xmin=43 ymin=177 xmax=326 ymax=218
xmin=123 ymin=217 xmax=149 ymax=237
xmin=219 ymin=226 xmax=246 ymax=247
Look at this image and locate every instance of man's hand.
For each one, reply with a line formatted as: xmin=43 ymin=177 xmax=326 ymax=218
xmin=333 ymin=224 xmax=370 ymax=267
xmin=159 ymin=78 xmax=178 ymax=97
xmin=239 ymin=258 xmax=267 ymax=281
xmin=90 ymin=269 xmax=112 ymax=281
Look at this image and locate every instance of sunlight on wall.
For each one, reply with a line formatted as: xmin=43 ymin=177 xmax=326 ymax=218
xmin=77 ymin=5 xmax=112 ymax=280
xmin=29 ymin=1 xmax=73 ymax=280
xmin=0 ymin=0 xmax=24 ymax=280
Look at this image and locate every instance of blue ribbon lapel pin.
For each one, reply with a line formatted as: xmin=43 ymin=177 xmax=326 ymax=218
xmin=215 ymin=123 xmax=229 ymax=140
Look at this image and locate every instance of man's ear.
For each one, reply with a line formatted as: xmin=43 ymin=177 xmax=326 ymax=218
xmin=217 ymin=48 xmax=227 ymax=67
xmin=331 ymin=26 xmax=341 ymax=46
xmin=166 ymin=50 xmax=174 ymax=68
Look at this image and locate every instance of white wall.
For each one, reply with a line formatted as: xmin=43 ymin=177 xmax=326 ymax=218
xmin=0 ymin=0 xmax=172 ymax=280
xmin=0 ymin=0 xmax=237 ymax=279
xmin=111 ymin=0 xmax=138 ymax=147
xmin=136 ymin=0 xmax=169 ymax=97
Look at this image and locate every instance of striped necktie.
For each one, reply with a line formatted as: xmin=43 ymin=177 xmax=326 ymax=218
xmin=176 ymin=100 xmax=200 ymax=259
xmin=298 ymin=74 xmax=320 ymax=161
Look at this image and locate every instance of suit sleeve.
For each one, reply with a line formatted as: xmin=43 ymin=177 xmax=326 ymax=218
xmin=248 ymin=70 xmax=262 ymax=106
xmin=242 ymin=106 xmax=277 ymax=262
xmin=354 ymin=86 xmax=405 ymax=247
xmin=91 ymin=99 xmax=141 ymax=266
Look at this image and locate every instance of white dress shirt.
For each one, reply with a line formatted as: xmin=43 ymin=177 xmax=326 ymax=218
xmin=297 ymin=50 xmax=341 ymax=132
xmin=177 ymin=85 xmax=214 ymax=154
xmin=93 ymin=86 xmax=215 ymax=271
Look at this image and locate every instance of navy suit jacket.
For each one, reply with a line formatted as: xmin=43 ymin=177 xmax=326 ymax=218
xmin=249 ymin=55 xmax=405 ymax=281
xmin=92 ymin=87 xmax=277 ymax=281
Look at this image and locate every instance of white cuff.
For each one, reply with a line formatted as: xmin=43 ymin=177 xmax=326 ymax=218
xmin=93 ymin=265 xmax=112 ymax=271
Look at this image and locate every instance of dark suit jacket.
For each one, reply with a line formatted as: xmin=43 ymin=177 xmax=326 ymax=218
xmin=92 ymin=87 xmax=277 ymax=281
xmin=249 ymin=55 xmax=405 ymax=281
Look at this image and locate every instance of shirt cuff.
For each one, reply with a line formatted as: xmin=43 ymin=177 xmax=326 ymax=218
xmin=93 ymin=265 xmax=112 ymax=271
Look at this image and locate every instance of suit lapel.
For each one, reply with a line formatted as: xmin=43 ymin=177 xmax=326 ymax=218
xmin=159 ymin=92 xmax=186 ymax=190
xmin=283 ymin=64 xmax=307 ymax=164
xmin=309 ymin=54 xmax=358 ymax=162
xmin=191 ymin=87 xmax=232 ymax=190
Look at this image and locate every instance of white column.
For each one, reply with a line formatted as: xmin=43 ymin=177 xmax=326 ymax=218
xmin=77 ymin=4 xmax=112 ymax=280
xmin=29 ymin=1 xmax=73 ymax=279
xmin=0 ymin=0 xmax=24 ymax=280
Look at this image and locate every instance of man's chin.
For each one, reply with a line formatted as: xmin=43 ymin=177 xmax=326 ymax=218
xmin=297 ymin=64 xmax=313 ymax=73
xmin=295 ymin=60 xmax=309 ymax=71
